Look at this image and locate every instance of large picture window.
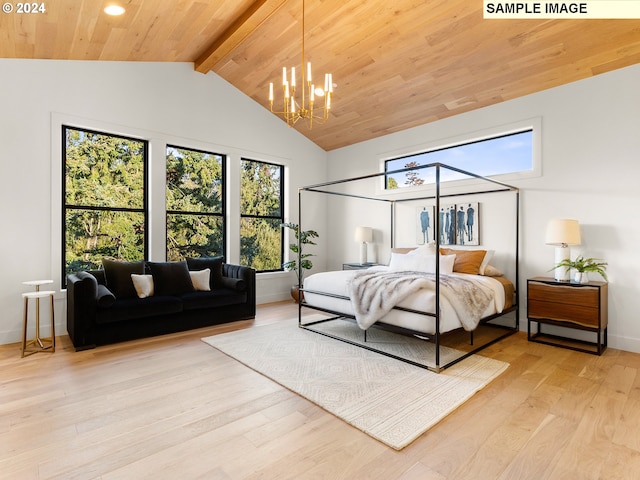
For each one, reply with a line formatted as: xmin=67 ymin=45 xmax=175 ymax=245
xmin=166 ymin=145 xmax=225 ymax=260
xmin=240 ymin=159 xmax=284 ymax=272
xmin=385 ymin=129 xmax=533 ymax=189
xmin=63 ymin=126 xmax=148 ymax=281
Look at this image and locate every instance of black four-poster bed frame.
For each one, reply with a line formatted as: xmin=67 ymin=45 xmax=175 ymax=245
xmin=296 ymin=162 xmax=520 ymax=373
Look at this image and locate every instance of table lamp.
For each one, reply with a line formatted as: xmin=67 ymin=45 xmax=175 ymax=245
xmin=354 ymin=226 xmax=373 ymax=265
xmin=545 ymin=219 xmax=581 ymax=281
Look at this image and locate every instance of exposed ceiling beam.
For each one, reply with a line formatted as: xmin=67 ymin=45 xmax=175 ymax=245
xmin=194 ymin=0 xmax=287 ymax=74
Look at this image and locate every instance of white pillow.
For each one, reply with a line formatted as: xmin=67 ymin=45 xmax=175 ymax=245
xmin=409 ymin=243 xmax=455 ymax=274
xmin=409 ymin=243 xmax=437 ymax=256
xmin=436 ymin=254 xmax=456 ymax=274
xmin=131 ymin=274 xmax=154 ymax=298
xmin=389 ymin=252 xmax=456 ymax=274
xmin=479 ymin=249 xmax=495 ymax=275
xmin=389 ymin=252 xmax=415 ymax=271
xmin=189 ymin=268 xmax=211 ymax=291
xmin=389 ymin=243 xmax=435 ymax=264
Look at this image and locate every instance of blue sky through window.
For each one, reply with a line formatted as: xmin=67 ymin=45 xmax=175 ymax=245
xmin=385 ymin=130 xmax=533 ymax=188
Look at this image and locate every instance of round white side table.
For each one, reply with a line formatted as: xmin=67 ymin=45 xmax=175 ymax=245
xmin=21 ymin=280 xmax=55 ymax=357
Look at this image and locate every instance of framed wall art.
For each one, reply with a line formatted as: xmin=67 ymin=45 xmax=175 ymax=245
xmin=456 ymin=202 xmax=479 ymax=246
xmin=415 ymin=206 xmax=435 ymax=244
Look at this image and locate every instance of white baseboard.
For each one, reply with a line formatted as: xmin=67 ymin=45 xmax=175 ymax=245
xmin=256 ymin=292 xmax=292 ymax=305
xmin=608 ymin=334 xmax=640 ymax=354
xmin=0 ymin=321 xmax=66 ymax=347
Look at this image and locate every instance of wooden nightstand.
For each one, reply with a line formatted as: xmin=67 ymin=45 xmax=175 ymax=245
xmin=527 ymin=277 xmax=608 ymax=355
xmin=342 ymin=262 xmax=380 ymax=270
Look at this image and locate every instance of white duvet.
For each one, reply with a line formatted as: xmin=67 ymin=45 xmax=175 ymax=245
xmin=302 ymin=266 xmax=506 ymax=335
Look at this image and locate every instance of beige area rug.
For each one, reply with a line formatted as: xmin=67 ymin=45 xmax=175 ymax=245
xmin=201 ymin=317 xmax=509 ymax=450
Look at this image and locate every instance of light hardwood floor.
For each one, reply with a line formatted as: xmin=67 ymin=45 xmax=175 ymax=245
xmin=2 ymin=301 xmax=639 ymax=479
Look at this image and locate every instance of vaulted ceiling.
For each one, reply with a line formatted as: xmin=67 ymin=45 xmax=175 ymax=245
xmin=2 ymin=0 xmax=639 ymax=150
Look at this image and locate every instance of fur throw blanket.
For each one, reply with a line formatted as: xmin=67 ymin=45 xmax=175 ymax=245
xmin=348 ymin=270 xmax=493 ymax=331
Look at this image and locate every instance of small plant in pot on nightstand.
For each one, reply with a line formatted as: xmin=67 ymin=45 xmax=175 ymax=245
xmin=281 ymin=222 xmax=319 ymax=302
xmin=551 ymin=255 xmax=608 ymax=284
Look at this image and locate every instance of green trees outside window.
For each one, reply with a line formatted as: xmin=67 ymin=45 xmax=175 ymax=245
xmin=63 ymin=127 xmax=147 ymax=281
xmin=240 ymin=159 xmax=284 ymax=272
xmin=64 ymin=128 xmax=283 ymax=278
xmin=166 ymin=146 xmax=225 ymax=261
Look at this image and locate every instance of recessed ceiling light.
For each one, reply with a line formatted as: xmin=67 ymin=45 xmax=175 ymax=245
xmin=104 ymin=5 xmax=125 ymax=16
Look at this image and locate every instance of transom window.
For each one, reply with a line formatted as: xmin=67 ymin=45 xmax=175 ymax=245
xmin=385 ymin=129 xmax=533 ymax=189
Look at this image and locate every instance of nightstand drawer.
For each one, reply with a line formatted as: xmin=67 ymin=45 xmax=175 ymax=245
xmin=528 ymin=282 xmax=599 ymax=308
xmin=528 ymin=299 xmax=599 ymax=327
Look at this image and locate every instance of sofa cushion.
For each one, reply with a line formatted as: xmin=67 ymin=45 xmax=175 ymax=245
xmin=219 ymin=276 xmax=246 ymax=292
xmin=102 ymin=259 xmax=145 ymax=299
xmin=189 ymin=268 xmax=211 ymax=291
xmin=180 ymin=290 xmax=247 ymax=311
xmin=148 ymin=261 xmax=194 ymax=296
xmin=131 ymin=274 xmax=154 ymax=298
xmin=95 ymin=296 xmax=183 ymax=324
xmin=186 ymin=256 xmax=224 ymax=289
xmin=96 ymin=285 xmax=116 ymax=308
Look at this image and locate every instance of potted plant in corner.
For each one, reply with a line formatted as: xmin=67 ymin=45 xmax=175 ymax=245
xmin=552 ymin=255 xmax=608 ymax=284
xmin=281 ymin=222 xmax=319 ymax=302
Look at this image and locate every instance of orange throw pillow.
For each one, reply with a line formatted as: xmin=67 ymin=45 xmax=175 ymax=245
xmin=439 ymin=248 xmax=487 ymax=275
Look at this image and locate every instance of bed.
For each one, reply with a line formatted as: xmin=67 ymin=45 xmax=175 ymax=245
xmin=304 ymin=265 xmax=514 ymax=335
xmin=295 ymin=163 xmax=520 ymax=373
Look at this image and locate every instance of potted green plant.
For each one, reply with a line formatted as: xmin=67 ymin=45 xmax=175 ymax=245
xmin=551 ymin=255 xmax=608 ymax=283
xmin=281 ymin=222 xmax=319 ymax=302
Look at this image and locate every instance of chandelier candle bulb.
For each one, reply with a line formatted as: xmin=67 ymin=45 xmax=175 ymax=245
xmin=291 ymin=66 xmax=296 ymax=87
xmin=269 ymin=83 xmax=274 ymax=102
xmin=307 ymin=62 xmax=312 ymax=82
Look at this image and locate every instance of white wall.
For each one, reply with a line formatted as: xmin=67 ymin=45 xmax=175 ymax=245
xmin=0 ymin=59 xmax=328 ymax=345
xmin=327 ymin=63 xmax=640 ymax=353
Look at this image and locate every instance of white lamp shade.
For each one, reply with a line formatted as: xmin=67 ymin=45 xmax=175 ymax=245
xmin=354 ymin=226 xmax=373 ymax=243
xmin=545 ymin=219 xmax=581 ymax=246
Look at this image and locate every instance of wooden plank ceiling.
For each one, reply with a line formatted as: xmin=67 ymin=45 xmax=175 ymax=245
xmin=2 ymin=0 xmax=639 ymax=151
